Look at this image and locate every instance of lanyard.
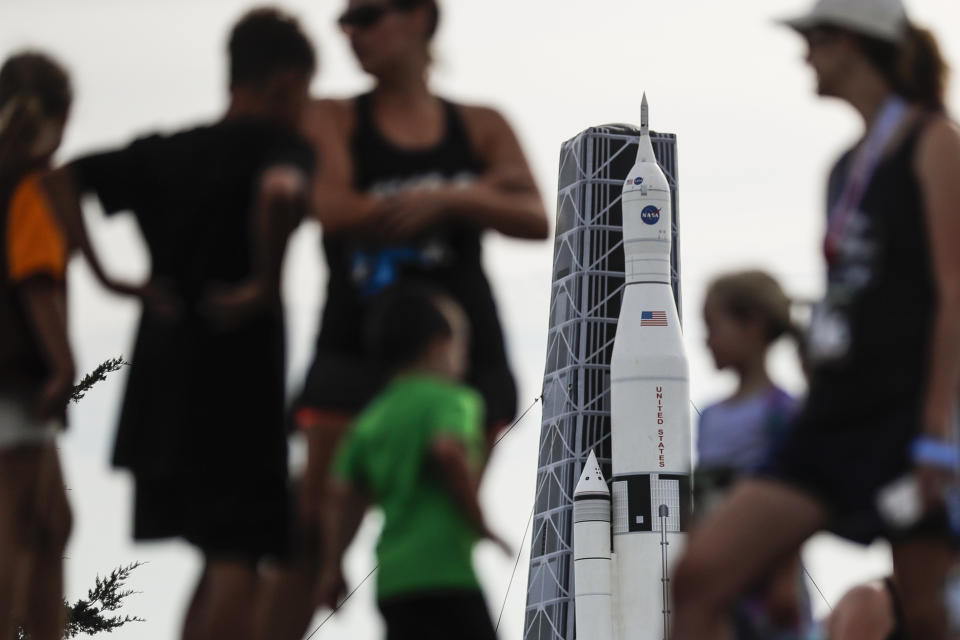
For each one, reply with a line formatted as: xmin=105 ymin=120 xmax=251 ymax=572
xmin=824 ymin=96 xmax=909 ymax=263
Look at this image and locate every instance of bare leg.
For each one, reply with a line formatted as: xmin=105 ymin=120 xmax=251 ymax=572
xmin=0 ymin=448 xmax=36 ymax=640
xmin=184 ymin=560 xmax=258 ymax=640
xmin=762 ymin=551 xmax=807 ymax=631
xmin=253 ymin=415 xmax=351 ymax=640
xmin=181 ymin=569 xmax=211 ymax=640
xmin=892 ymin=536 xmax=952 ymax=640
xmin=22 ymin=446 xmax=71 ymax=640
xmin=254 ymin=510 xmax=321 ymax=640
xmin=670 ymin=479 xmax=827 ymax=640
xmin=827 ymin=581 xmax=896 ymax=640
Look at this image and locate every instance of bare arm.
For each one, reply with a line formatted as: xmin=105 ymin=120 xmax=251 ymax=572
xmin=304 ymin=99 xmax=382 ymax=235
xmin=305 ymin=99 xmax=548 ymax=240
xmin=917 ymin=116 xmax=960 ymax=440
xmin=430 ymin=436 xmax=486 ymax=531
xmin=40 ymin=167 xmax=135 ymax=296
xmin=380 ymin=106 xmax=550 ymax=240
xmin=914 ymin=116 xmax=960 ymax=507
xmin=19 ymin=279 xmax=74 ymax=419
xmin=252 ymin=165 xmax=309 ymax=293
xmin=430 ymin=435 xmax=510 ymax=554
xmin=453 ymin=105 xmax=549 ymax=239
xmin=199 ymin=165 xmax=308 ymax=323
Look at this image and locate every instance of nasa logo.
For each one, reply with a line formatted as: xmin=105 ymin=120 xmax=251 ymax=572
xmin=634 ymin=177 xmax=643 ymax=186
xmin=641 ymin=205 xmax=661 ymax=225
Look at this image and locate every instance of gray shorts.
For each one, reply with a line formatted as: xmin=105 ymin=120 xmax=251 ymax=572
xmin=0 ymin=396 xmax=59 ymax=450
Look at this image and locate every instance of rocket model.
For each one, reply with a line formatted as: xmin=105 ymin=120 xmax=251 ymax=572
xmin=573 ymin=95 xmax=692 ymax=640
xmin=573 ymin=450 xmax=613 ymax=640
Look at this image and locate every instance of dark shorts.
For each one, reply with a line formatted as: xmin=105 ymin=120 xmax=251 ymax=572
xmin=133 ymin=471 xmax=290 ymax=562
xmin=693 ymin=467 xmax=739 ymax=523
xmin=764 ymin=393 xmax=949 ymax=544
xmin=378 ymin=589 xmax=497 ymax=640
xmin=296 ymin=351 xmax=390 ymax=421
xmin=296 ymin=350 xmax=517 ymax=433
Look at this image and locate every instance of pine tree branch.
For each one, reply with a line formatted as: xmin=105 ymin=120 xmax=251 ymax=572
xmin=69 ymin=357 xmax=129 ymax=404
xmin=60 ymin=562 xmax=144 ymax=638
xmin=16 ymin=569 xmax=147 ymax=639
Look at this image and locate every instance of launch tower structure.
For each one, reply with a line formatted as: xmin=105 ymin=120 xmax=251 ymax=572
xmin=524 ymin=125 xmax=680 ymax=640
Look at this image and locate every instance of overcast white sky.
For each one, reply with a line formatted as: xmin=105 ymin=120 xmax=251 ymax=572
xmin=3 ymin=0 xmax=960 ymax=638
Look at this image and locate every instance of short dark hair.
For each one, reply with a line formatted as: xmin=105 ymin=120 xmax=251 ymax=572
xmin=0 ymin=52 xmax=71 ymax=118
xmin=365 ymin=283 xmax=453 ymax=369
xmin=228 ymin=8 xmax=316 ymax=88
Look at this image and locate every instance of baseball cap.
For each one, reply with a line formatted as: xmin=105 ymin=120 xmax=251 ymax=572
xmin=781 ymin=0 xmax=909 ymax=43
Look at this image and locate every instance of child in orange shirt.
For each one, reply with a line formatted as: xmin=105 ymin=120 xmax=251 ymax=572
xmin=0 ymin=52 xmax=74 ymax=640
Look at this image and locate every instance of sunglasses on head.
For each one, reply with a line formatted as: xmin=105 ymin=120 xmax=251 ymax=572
xmin=338 ymin=0 xmax=420 ymax=29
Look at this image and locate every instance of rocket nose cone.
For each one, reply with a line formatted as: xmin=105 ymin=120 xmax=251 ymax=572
xmin=640 ymin=92 xmax=650 ymax=137
xmin=574 ymin=450 xmax=609 ymax=497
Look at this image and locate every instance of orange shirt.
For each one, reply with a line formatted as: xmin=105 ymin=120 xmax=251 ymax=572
xmin=6 ymin=173 xmax=66 ymax=284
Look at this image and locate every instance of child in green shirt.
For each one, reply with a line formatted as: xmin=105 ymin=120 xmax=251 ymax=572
xmin=318 ymin=283 xmax=508 ymax=639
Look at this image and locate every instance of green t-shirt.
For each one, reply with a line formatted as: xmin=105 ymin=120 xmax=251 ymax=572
xmin=332 ymin=374 xmax=486 ymax=600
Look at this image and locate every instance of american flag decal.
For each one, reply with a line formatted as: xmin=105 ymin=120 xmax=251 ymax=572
xmin=641 ymin=311 xmax=668 ymax=326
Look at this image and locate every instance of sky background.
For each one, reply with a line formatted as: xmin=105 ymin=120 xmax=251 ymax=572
xmin=3 ymin=0 xmax=960 ymax=638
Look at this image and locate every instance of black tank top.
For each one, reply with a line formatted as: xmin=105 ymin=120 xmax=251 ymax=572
xmin=316 ymin=93 xmax=510 ymax=371
xmin=807 ymin=116 xmax=936 ymax=409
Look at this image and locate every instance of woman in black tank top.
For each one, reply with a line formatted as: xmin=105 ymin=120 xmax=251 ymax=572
xmin=258 ymin=4 xmax=548 ymax=639
xmin=669 ymin=3 xmax=960 ymax=640
xmin=306 ymin=91 xmax=518 ymax=427
xmin=295 ymin=0 xmax=548 ymax=438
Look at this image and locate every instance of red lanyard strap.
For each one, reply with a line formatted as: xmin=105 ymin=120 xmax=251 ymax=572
xmin=824 ymin=96 xmax=909 ymax=260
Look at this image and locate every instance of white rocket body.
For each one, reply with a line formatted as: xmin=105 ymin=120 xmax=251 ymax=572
xmin=573 ymin=451 xmax=613 ymax=640
xmin=573 ymin=95 xmax=692 ymax=640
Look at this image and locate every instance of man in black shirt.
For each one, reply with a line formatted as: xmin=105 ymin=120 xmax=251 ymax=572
xmin=41 ymin=9 xmax=316 ymax=640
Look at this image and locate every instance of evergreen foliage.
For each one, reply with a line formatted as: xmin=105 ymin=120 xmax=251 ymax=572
xmin=69 ymin=357 xmax=128 ymax=404
xmin=64 ymin=562 xmax=145 ymax=637
xmin=16 ymin=562 xmax=144 ymax=639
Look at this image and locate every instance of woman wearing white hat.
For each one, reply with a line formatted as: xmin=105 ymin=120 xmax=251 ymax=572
xmin=671 ymin=1 xmax=960 ymax=639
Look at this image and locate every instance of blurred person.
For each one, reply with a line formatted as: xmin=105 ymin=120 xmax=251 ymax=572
xmin=0 ymin=51 xmax=73 ymax=640
xmin=826 ymin=559 xmax=960 ymax=640
xmin=40 ymin=9 xmax=316 ymax=640
xmin=826 ymin=578 xmax=904 ymax=640
xmin=670 ymin=1 xmax=960 ymax=639
xmin=316 ymin=283 xmax=510 ymax=640
xmin=258 ymin=0 xmax=548 ymax=636
xmin=697 ymin=270 xmax=812 ymax=639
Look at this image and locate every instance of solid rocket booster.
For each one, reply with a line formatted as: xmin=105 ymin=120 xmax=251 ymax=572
xmin=573 ymin=451 xmax=613 ymax=640
xmin=572 ymin=94 xmax=692 ymax=640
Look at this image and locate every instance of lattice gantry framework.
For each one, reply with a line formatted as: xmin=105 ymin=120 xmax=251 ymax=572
xmin=524 ymin=126 xmax=680 ymax=640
